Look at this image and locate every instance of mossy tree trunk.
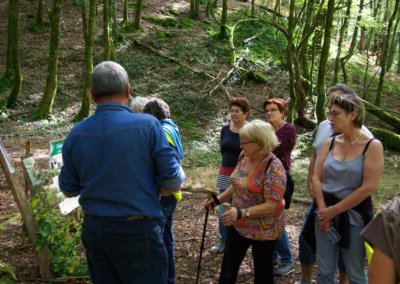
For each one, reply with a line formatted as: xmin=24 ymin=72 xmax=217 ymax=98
xmin=376 ymin=0 xmax=400 ymax=107
xmin=103 ymin=0 xmax=112 ymax=59
xmin=315 ymin=0 xmax=335 ymax=123
xmin=190 ymin=0 xmax=200 ymax=19
xmin=3 ymin=0 xmax=14 ymax=80
xmin=369 ymin=127 xmax=400 ymax=152
xmin=285 ymin=0 xmax=296 ymax=123
xmin=219 ymin=0 xmax=228 ymax=39
xmin=76 ymin=0 xmax=97 ymax=121
xmin=333 ymin=0 xmax=351 ymax=84
xmin=340 ymin=0 xmax=364 ymax=83
xmin=362 ymin=99 xmax=400 ymax=132
xmin=122 ymin=0 xmax=128 ymax=24
xmin=34 ymin=0 xmax=45 ymax=30
xmin=133 ymin=0 xmax=143 ymax=30
xmin=7 ymin=0 xmax=22 ymax=108
xmin=36 ymin=0 xmax=64 ymax=119
xmin=386 ymin=16 xmax=400 ymax=71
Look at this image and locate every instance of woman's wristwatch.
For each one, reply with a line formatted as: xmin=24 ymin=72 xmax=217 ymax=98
xmin=245 ymin=208 xmax=250 ymax=218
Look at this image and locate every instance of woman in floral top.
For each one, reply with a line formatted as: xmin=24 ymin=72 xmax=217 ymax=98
xmin=206 ymin=119 xmax=287 ymax=284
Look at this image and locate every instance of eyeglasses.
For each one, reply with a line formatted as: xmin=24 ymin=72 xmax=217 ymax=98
xmin=326 ymin=110 xmax=344 ymax=118
xmin=240 ymin=141 xmax=254 ymax=145
xmin=230 ymin=109 xmax=243 ymax=114
xmin=265 ymin=108 xmax=279 ymax=113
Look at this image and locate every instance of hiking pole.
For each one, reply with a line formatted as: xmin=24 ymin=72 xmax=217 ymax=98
xmin=196 ymin=188 xmax=219 ymax=284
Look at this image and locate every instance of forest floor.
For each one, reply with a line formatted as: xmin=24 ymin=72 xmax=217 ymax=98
xmin=0 ymin=0 xmax=399 ymax=283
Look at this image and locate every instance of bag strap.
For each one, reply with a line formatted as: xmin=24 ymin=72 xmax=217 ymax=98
xmin=362 ymin=138 xmax=375 ymax=156
xmin=263 ymin=156 xmax=275 ymax=175
xmin=329 ymin=136 xmax=336 ymax=152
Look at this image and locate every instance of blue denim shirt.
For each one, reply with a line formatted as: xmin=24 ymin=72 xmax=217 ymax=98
xmin=59 ymin=103 xmax=185 ymax=219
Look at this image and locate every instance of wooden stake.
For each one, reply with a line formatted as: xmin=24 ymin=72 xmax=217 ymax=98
xmin=0 ymin=141 xmax=53 ymax=279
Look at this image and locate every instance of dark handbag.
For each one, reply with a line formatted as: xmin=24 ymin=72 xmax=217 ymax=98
xmin=284 ymin=172 xmax=294 ymax=209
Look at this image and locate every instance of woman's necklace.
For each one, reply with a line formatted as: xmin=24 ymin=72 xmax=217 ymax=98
xmin=351 ymin=132 xmax=362 ymax=145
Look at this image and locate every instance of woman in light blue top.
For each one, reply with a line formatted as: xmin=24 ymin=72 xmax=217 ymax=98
xmin=312 ymin=93 xmax=384 ymax=284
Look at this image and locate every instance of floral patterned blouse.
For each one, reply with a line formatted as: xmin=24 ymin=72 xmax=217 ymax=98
xmin=231 ymin=153 xmax=286 ymax=240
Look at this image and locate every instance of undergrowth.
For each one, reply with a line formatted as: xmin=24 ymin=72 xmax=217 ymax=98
xmin=30 ymin=171 xmax=88 ymax=277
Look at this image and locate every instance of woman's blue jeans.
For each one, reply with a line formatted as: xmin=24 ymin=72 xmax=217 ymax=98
xmin=274 ymin=228 xmax=293 ymax=264
xmin=315 ymin=221 xmax=366 ymax=284
xmin=160 ymin=195 xmax=177 ymax=284
xmin=82 ymin=214 xmax=168 ymax=284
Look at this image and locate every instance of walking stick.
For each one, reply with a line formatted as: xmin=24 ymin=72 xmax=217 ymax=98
xmin=196 ymin=188 xmax=218 ymax=284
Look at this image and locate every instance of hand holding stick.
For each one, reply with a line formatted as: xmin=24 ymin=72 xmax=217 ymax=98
xmin=204 ymin=188 xmax=220 ymax=210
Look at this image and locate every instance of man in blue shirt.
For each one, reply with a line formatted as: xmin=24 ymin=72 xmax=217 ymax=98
xmin=59 ymin=61 xmax=185 ymax=283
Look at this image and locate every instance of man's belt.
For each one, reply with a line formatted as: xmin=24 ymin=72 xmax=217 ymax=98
xmin=87 ymin=214 xmax=153 ymax=221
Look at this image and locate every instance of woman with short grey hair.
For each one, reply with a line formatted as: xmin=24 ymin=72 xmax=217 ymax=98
xmin=206 ymin=119 xmax=287 ymax=283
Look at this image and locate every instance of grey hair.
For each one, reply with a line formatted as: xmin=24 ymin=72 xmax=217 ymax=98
xmin=327 ymin=83 xmax=356 ymax=96
xmin=143 ymin=98 xmax=170 ymax=120
xmin=239 ymin=119 xmax=279 ymax=154
xmin=91 ymin=61 xmax=129 ymax=100
xmin=131 ymin=96 xmax=149 ymax=113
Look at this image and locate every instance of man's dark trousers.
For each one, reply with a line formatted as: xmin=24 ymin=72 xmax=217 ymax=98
xmin=82 ymin=214 xmax=168 ymax=284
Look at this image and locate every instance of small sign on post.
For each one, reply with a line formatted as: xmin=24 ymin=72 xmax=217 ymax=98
xmin=0 ymin=140 xmax=53 ymax=279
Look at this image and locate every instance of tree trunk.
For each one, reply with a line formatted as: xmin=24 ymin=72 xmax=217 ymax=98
xmin=103 ymin=0 xmax=111 ymax=59
xmin=387 ymin=16 xmax=400 ymax=71
xmin=3 ymin=0 xmax=14 ymax=79
xmin=369 ymin=127 xmax=400 ymax=151
xmin=36 ymin=0 xmax=64 ymax=119
xmin=315 ymin=0 xmax=335 ymax=123
xmin=76 ymin=0 xmax=97 ymax=121
xmin=397 ymin=37 xmax=400 ymax=74
xmin=362 ymin=99 xmax=400 ymax=132
xmin=7 ymin=0 xmax=22 ymax=108
xmin=375 ymin=0 xmax=400 ymax=107
xmin=340 ymin=0 xmax=364 ymax=83
xmin=190 ymin=0 xmax=200 ymax=19
xmin=333 ymin=0 xmax=351 ymax=84
xmin=122 ymin=0 xmax=128 ymax=23
xmin=34 ymin=0 xmax=45 ymax=29
xmin=285 ymin=0 xmax=296 ymax=123
xmin=111 ymin=0 xmax=117 ymax=44
xmin=219 ymin=0 xmax=228 ymax=39
xmin=133 ymin=0 xmax=143 ymax=29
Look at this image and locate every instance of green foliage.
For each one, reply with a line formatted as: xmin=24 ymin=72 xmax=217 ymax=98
xmin=182 ymin=140 xmax=221 ymax=168
xmin=72 ymin=0 xmax=83 ymax=7
xmin=232 ymin=17 xmax=287 ymax=66
xmin=119 ymin=22 xmax=138 ymax=34
xmin=0 ymin=262 xmax=17 ymax=282
xmin=150 ymin=16 xmax=177 ymax=27
xmin=179 ymin=18 xmax=195 ymax=29
xmin=30 ymin=171 xmax=87 ymax=277
xmin=0 ymin=77 xmax=13 ymax=94
xmin=168 ymin=7 xmax=181 ymax=16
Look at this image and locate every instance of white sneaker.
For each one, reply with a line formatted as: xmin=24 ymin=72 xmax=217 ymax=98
xmin=210 ymin=240 xmax=225 ymax=253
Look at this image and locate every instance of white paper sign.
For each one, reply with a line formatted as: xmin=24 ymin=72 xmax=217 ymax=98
xmin=59 ymin=196 xmax=80 ymax=215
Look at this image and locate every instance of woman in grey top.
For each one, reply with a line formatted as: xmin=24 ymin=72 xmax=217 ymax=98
xmin=312 ymin=93 xmax=384 ymax=284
